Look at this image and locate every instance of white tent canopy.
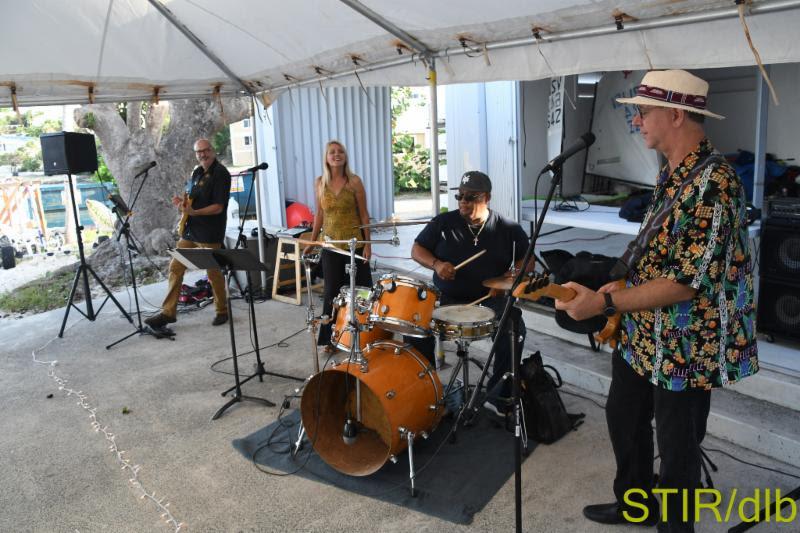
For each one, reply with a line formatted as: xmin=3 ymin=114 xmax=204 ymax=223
xmin=3 ymin=0 xmax=800 ymax=107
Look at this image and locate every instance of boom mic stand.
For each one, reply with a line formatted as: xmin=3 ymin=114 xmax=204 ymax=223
xmin=454 ymin=163 xmax=569 ymax=533
xmin=106 ymin=166 xmax=157 ymax=349
xmin=230 ymin=168 xmax=261 ymax=299
xmin=58 ymin=171 xmax=133 ymax=337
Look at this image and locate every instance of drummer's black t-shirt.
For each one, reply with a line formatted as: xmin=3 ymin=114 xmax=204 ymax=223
xmin=415 ymin=210 xmax=529 ymax=302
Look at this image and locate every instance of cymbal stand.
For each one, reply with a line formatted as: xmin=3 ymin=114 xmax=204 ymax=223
xmin=302 ymin=250 xmax=322 ymax=374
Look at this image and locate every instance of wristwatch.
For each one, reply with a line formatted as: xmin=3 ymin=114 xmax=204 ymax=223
xmin=602 ymin=292 xmax=617 ymax=317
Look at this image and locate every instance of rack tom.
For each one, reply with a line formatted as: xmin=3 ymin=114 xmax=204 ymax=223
xmin=370 ymin=274 xmax=439 ymax=338
xmin=331 ymin=286 xmax=391 ymax=351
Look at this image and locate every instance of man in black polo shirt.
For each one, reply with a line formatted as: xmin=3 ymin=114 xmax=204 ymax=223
xmin=145 ymin=138 xmax=232 ymax=328
xmin=411 ymin=171 xmax=530 ymax=416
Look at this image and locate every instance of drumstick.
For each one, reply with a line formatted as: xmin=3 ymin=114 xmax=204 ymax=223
xmin=454 ymin=249 xmax=486 ymax=271
xmin=322 ymin=243 xmax=367 ymax=262
xmin=467 ymin=294 xmax=491 ymax=306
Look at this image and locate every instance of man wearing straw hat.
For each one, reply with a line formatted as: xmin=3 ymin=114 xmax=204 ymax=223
xmin=555 ymin=70 xmax=758 ymax=531
xmin=411 ymin=170 xmax=531 ymax=417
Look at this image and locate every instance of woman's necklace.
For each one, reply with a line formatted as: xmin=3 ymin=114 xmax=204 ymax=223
xmin=467 ymin=217 xmax=487 ymax=246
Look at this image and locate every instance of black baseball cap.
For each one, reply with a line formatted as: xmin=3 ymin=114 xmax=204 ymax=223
xmin=450 ymin=170 xmax=492 ymax=192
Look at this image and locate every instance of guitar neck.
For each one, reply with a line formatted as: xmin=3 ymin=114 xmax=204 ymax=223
xmin=544 ymin=283 xmax=577 ymax=302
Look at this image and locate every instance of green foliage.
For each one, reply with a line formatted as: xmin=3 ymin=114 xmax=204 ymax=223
xmin=0 ymin=270 xmax=77 ymax=314
xmin=391 ymin=87 xmax=414 ymax=129
xmin=0 ymin=109 xmax=62 ymax=137
xmin=0 ymin=140 xmax=43 ymax=173
xmin=83 ymin=112 xmax=96 ymax=130
xmin=212 ymin=127 xmax=231 ymax=164
xmin=391 ymin=87 xmax=432 ymax=193
xmin=392 ymin=133 xmax=431 ymax=193
xmin=0 ymin=108 xmax=61 ymax=174
xmin=94 ymin=152 xmax=116 ymax=187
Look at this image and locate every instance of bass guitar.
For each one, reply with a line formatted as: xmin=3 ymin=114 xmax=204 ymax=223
xmin=176 ymin=192 xmax=192 ymax=237
xmin=512 ymin=274 xmax=625 ymax=348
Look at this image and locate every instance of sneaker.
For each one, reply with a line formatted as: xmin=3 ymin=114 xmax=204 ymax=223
xmin=212 ymin=313 xmax=228 ymax=326
xmin=144 ymin=313 xmax=176 ymax=329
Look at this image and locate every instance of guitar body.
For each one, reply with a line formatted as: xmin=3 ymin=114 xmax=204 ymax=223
xmin=176 ymin=192 xmax=192 ymax=237
xmin=513 ymin=276 xmax=625 ymax=348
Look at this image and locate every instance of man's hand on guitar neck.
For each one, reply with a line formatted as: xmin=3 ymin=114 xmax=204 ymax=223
xmin=554 ymin=281 xmax=607 ymax=322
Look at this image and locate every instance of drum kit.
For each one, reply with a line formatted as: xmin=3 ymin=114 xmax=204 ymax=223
xmin=285 ymin=218 xmax=509 ymax=495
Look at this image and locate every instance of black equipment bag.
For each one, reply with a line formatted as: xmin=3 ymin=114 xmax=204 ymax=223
xmin=541 ymin=250 xmax=617 ymax=334
xmin=520 ymin=351 xmax=584 ymax=444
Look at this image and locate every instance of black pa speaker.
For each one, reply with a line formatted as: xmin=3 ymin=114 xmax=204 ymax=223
xmin=40 ymin=132 xmax=98 ymax=175
xmin=760 ymin=219 xmax=800 ymax=282
xmin=757 ymin=279 xmax=800 ymax=339
xmin=757 ymin=217 xmax=800 ymax=340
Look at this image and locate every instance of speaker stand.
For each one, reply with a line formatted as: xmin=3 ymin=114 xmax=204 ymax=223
xmin=58 ymin=172 xmax=132 ymax=337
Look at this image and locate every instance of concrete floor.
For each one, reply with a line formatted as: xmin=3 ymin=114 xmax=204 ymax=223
xmin=1 ymin=270 xmax=798 ymax=532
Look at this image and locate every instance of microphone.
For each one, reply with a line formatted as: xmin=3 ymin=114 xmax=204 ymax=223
xmin=540 ymin=132 xmax=596 ymax=174
xmin=342 ymin=418 xmax=358 ymax=445
xmin=133 ymin=161 xmax=157 ymax=178
xmin=244 ymin=162 xmax=269 ymax=173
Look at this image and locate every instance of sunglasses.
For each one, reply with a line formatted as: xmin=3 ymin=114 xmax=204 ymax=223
xmin=455 ymin=193 xmax=484 ymax=202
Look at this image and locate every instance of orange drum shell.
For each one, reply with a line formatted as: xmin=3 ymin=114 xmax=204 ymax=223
xmin=331 ymin=300 xmax=392 ymax=351
xmin=300 ymin=341 xmax=443 ymax=476
xmin=370 ymin=278 xmax=439 ymax=337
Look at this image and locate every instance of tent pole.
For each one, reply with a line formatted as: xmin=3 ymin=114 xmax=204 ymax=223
xmin=752 ymin=67 xmax=769 ymax=210
xmin=147 ymin=0 xmax=251 ymax=95
xmin=249 ymin=96 xmax=268 ymax=291
xmin=429 ymin=59 xmax=440 ymax=216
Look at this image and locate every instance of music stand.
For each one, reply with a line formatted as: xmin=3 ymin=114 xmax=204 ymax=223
xmin=172 ymin=248 xmax=301 ymax=420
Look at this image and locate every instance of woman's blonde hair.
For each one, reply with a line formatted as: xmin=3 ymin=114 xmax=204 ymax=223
xmin=320 ymin=139 xmax=355 ymax=191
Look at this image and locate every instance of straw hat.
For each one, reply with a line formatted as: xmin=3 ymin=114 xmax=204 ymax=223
xmin=617 ymin=70 xmax=724 ymax=120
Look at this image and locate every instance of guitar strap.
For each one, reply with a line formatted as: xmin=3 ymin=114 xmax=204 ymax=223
xmin=609 ymin=154 xmax=725 ymax=281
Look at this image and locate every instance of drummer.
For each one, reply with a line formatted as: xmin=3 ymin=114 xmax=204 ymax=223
xmin=410 ymin=170 xmax=530 ymax=417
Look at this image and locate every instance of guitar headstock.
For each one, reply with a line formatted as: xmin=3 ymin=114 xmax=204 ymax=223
xmin=512 ymin=273 xmax=551 ymax=300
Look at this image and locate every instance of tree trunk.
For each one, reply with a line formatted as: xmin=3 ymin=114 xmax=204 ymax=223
xmin=74 ymin=98 xmax=251 ymax=245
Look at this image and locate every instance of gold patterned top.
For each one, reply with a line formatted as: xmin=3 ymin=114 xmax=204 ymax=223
xmin=320 ymin=182 xmax=364 ymax=250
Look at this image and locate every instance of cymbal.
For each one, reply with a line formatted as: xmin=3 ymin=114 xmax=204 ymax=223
xmin=482 ymin=275 xmax=514 ymax=291
xmin=356 ymin=218 xmax=430 ymax=229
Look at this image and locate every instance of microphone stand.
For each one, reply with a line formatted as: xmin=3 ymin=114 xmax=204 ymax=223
xmin=229 ymin=169 xmax=258 ymax=299
xmin=106 ymin=166 xmax=159 ymax=348
xmin=454 ymin=163 xmax=568 ymax=533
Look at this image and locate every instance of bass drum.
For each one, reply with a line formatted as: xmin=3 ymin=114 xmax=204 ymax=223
xmin=300 ymin=340 xmax=443 ymax=476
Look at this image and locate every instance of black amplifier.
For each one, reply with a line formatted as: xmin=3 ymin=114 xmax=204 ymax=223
xmin=767 ymin=198 xmax=800 ymax=221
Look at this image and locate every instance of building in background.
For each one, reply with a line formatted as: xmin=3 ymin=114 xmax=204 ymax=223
xmin=229 ymin=117 xmax=255 ymax=168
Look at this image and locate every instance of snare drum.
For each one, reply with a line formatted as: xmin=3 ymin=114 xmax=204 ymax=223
xmin=370 ymin=274 xmax=440 ymax=338
xmin=431 ymin=304 xmax=495 ymax=341
xmin=331 ymin=286 xmax=391 ymax=351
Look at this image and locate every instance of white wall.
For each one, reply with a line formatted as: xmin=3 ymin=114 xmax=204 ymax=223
xmin=519 ymin=79 xmax=550 ymax=199
xmin=766 ymin=63 xmax=800 ymax=162
xmin=696 ymin=64 xmax=800 ymax=163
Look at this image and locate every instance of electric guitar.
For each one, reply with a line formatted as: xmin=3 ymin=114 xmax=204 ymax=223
xmin=176 ymin=192 xmax=192 ymax=236
xmin=512 ymin=274 xmax=625 ymax=348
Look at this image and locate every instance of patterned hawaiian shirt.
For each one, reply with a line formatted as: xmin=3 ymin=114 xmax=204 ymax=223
xmin=619 ymin=139 xmax=758 ymax=391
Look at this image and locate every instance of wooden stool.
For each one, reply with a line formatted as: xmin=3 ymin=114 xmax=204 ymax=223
xmin=272 ymin=233 xmax=318 ymax=305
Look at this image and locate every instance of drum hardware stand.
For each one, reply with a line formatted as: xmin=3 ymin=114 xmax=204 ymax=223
xmin=59 ymin=170 xmax=133 ymax=338
xmin=441 ymin=339 xmax=481 ymax=442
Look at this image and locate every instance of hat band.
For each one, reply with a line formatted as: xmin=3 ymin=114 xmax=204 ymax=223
xmin=636 ymin=84 xmax=707 ymax=111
